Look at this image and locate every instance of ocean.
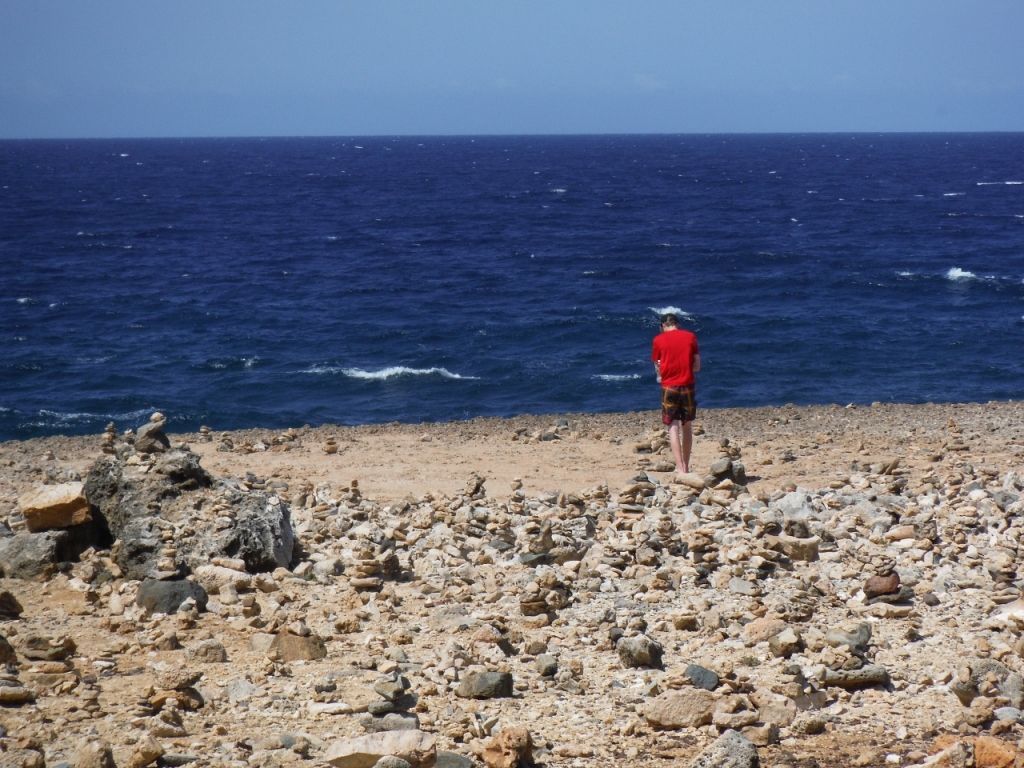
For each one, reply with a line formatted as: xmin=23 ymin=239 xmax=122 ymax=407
xmin=1 ymin=134 xmax=1022 ymax=441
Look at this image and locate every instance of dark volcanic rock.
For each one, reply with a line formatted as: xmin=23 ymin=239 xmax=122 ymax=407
xmin=84 ymin=450 xmax=212 ymax=575
xmin=685 ymin=664 xmax=720 ymax=691
xmin=116 ymin=517 xmax=167 ymax=581
xmin=535 ymin=654 xmax=558 ymax=677
xmin=136 ymin=578 xmax=209 ymax=614
xmin=456 ymin=671 xmax=514 ymax=699
xmin=86 ymin=450 xmax=295 ymax=576
xmin=0 ymin=635 xmax=18 ymax=665
xmin=0 ymin=529 xmax=91 ymax=580
xmin=212 ymin=494 xmax=296 ymax=572
xmin=0 ymin=591 xmax=22 ymax=619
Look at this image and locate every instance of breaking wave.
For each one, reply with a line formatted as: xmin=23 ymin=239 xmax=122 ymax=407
xmin=302 ymin=366 xmax=478 ymax=381
xmin=648 ymin=306 xmax=692 ymax=318
xmin=946 ymin=268 xmax=977 ymax=281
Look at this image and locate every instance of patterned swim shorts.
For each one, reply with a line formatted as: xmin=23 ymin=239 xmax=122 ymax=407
xmin=661 ymin=385 xmax=697 ymax=425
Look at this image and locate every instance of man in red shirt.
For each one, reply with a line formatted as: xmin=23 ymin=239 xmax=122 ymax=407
xmin=651 ymin=313 xmax=701 ymax=475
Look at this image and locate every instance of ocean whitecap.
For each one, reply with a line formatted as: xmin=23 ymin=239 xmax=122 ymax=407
xmin=31 ymin=408 xmax=155 ymax=428
xmin=595 ymin=374 xmax=642 ymax=382
xmin=302 ymin=365 xmax=478 ymax=381
xmin=946 ymin=267 xmax=976 ymax=281
xmin=649 ymin=306 xmax=692 ymax=318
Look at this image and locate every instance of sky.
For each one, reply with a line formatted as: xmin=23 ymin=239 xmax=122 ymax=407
xmin=1 ymin=1 xmax=1023 ymax=138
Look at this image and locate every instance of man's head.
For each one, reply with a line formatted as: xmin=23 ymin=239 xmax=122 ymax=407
xmin=660 ymin=313 xmax=679 ymax=329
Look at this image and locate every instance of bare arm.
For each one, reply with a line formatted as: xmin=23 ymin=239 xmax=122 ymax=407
xmin=692 ymin=354 xmax=701 ymax=373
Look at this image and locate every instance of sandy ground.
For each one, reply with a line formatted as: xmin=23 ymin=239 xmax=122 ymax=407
xmin=8 ymin=400 xmax=1023 ymax=508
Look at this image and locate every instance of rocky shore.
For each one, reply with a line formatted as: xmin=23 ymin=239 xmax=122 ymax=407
xmin=0 ymin=401 xmax=1022 ymax=768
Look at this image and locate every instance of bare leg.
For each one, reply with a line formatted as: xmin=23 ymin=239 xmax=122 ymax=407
xmin=681 ymin=420 xmax=693 ymax=474
xmin=668 ymin=420 xmax=686 ymax=474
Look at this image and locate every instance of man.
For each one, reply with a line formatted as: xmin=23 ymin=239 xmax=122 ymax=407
xmin=651 ymin=313 xmax=700 ymax=476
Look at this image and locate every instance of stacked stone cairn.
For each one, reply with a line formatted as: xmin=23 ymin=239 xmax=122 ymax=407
xmin=100 ymin=422 xmax=118 ymax=454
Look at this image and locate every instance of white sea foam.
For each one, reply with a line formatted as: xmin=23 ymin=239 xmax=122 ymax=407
xmin=302 ymin=366 xmax=478 ymax=381
xmin=978 ymin=181 xmax=1023 ymax=185
xmin=943 ymin=192 xmax=964 ymax=197
xmin=551 ymin=188 xmax=567 ymax=193
xmin=31 ymin=408 xmax=153 ymax=427
xmin=649 ymin=306 xmax=692 ymax=318
xmin=595 ymin=374 xmax=642 ymax=382
xmin=946 ymin=267 xmax=976 ymax=281
xmin=896 ymin=271 xmax=914 ymax=277
xmin=16 ymin=298 xmax=31 ymax=304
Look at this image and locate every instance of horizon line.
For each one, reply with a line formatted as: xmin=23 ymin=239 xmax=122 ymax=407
xmin=3 ymin=129 xmax=1024 ymax=142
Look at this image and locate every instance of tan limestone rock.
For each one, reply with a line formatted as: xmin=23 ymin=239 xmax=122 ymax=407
xmin=19 ymin=482 xmax=90 ymax=532
xmin=644 ymin=689 xmax=719 ymax=730
xmin=481 ymin=727 xmax=533 ymax=768
xmin=324 ymin=730 xmax=436 ymax=768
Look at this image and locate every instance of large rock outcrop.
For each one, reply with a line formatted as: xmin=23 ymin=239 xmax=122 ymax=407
xmin=84 ymin=446 xmax=295 ymax=578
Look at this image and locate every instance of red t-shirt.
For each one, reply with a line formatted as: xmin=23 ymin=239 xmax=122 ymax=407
xmin=652 ymin=329 xmax=699 ymax=387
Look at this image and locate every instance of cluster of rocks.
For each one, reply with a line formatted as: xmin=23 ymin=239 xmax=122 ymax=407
xmin=0 ymin=405 xmax=1023 ymax=767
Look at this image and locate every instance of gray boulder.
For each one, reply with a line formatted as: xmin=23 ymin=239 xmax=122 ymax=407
xmin=951 ymin=658 xmax=1024 ymax=709
xmin=617 ymin=634 xmax=664 ymax=669
xmin=217 ymin=494 xmax=296 ymax=572
xmin=136 ymin=578 xmax=209 ymax=614
xmin=825 ymin=621 xmax=872 ymax=650
xmin=373 ymin=758 xmax=413 ymax=768
xmin=0 ymin=529 xmax=91 ymax=580
xmin=684 ymin=664 xmax=719 ymax=691
xmin=358 ymin=712 xmax=420 ymax=732
xmin=85 ymin=450 xmax=212 ymax=577
xmin=115 ymin=517 xmax=167 ymax=580
xmin=456 ymin=671 xmax=514 ymax=699
xmin=688 ymin=730 xmax=759 ymax=768
xmin=186 ymin=639 xmax=228 ymax=663
xmin=435 ymin=753 xmax=476 ymax=768
xmin=134 ymin=416 xmax=171 ymax=454
xmin=86 ymin=450 xmax=295 ymax=577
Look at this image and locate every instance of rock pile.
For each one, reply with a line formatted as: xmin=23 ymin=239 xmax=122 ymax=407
xmin=0 ymin=404 xmax=1022 ymax=767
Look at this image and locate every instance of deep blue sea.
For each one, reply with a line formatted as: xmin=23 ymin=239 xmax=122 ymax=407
xmin=1 ymin=134 xmax=1023 ymax=441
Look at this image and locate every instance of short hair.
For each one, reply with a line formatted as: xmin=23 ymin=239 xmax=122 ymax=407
xmin=660 ymin=313 xmax=679 ymax=327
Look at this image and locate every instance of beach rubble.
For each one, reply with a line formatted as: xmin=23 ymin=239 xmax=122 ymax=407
xmin=0 ymin=404 xmax=1021 ymax=766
